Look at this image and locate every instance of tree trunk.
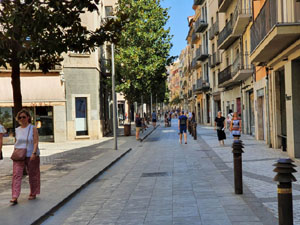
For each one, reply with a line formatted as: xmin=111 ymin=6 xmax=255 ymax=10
xmin=11 ymin=52 xmax=22 ymax=120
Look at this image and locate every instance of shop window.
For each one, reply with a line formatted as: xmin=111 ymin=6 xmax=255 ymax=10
xmin=0 ymin=107 xmax=14 ymax=137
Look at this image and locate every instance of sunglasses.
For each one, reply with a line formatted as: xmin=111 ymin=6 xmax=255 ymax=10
xmin=18 ymin=116 xmax=27 ymax=120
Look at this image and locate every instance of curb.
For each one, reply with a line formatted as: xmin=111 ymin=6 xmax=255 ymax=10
xmin=140 ymin=124 xmax=160 ymax=142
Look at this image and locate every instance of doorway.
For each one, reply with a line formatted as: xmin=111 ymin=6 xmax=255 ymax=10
xmin=75 ymin=97 xmax=88 ymax=136
xmin=257 ymin=88 xmax=265 ymax=140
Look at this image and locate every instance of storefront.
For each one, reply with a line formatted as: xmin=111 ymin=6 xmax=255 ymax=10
xmin=0 ymin=72 xmax=66 ymax=143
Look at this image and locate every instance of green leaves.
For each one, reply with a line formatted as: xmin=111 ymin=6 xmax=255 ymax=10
xmin=0 ymin=0 xmax=113 ymax=71
xmin=114 ymin=0 xmax=173 ymax=103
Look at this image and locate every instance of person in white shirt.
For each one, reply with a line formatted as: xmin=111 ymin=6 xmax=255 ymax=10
xmin=10 ymin=109 xmax=40 ymax=204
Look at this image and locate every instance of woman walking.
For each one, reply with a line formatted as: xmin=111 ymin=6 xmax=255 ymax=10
xmin=230 ymin=112 xmax=242 ymax=140
xmin=10 ymin=109 xmax=40 ymax=204
xmin=214 ymin=111 xmax=226 ymax=146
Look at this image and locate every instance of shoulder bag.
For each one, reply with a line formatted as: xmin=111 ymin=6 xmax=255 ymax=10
xmin=11 ymin=125 xmax=31 ymax=161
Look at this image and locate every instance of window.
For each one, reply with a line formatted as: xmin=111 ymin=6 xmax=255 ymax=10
xmin=105 ymin=6 xmax=113 ymax=17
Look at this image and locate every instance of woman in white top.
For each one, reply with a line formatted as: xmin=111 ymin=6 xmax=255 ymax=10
xmin=10 ymin=109 xmax=40 ymax=204
xmin=0 ymin=123 xmax=6 ymax=159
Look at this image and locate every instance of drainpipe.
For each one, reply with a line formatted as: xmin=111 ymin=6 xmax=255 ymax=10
xmin=266 ymin=67 xmax=271 ymax=148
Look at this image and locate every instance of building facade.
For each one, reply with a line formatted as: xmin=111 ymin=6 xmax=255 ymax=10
xmin=167 ymin=0 xmax=300 ymax=158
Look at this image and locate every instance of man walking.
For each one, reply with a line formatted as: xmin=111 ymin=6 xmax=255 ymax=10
xmin=178 ymin=111 xmax=188 ymax=144
xmin=152 ymin=110 xmax=157 ymax=127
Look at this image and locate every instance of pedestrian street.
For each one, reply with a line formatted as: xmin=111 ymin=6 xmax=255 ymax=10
xmin=43 ymin=120 xmax=280 ymax=225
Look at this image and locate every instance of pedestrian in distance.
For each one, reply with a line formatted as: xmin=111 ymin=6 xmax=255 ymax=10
xmin=10 ymin=109 xmax=40 ymax=204
xmin=135 ymin=113 xmax=142 ymax=140
xmin=152 ymin=110 xmax=157 ymax=127
xmin=230 ymin=112 xmax=242 ymax=140
xmin=0 ymin=122 xmax=6 ymax=160
xmin=214 ymin=111 xmax=226 ymax=146
xmin=178 ymin=111 xmax=188 ymax=144
xmin=227 ymin=109 xmax=233 ymax=138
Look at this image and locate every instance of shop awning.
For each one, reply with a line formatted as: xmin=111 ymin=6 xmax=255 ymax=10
xmin=0 ymin=75 xmax=65 ymax=107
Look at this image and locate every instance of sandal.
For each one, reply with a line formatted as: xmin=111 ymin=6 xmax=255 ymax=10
xmin=10 ymin=199 xmax=18 ymax=204
xmin=28 ymin=195 xmax=36 ymax=200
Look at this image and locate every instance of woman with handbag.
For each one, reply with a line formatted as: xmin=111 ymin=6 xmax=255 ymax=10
xmin=10 ymin=109 xmax=40 ymax=204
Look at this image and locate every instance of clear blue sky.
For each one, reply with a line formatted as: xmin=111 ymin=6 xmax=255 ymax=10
xmin=161 ymin=0 xmax=194 ymax=57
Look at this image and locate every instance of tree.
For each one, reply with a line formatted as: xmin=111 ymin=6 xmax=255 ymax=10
xmin=114 ymin=0 xmax=173 ymax=116
xmin=0 ymin=0 xmax=118 ymax=117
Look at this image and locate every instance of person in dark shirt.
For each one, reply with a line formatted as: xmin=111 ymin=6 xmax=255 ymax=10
xmin=178 ymin=111 xmax=188 ymax=144
xmin=214 ymin=111 xmax=226 ymax=146
xmin=135 ymin=113 xmax=142 ymax=140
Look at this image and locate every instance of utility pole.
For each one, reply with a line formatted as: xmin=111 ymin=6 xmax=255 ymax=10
xmin=111 ymin=43 xmax=117 ymax=150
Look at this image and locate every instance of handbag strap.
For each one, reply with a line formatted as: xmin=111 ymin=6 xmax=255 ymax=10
xmin=25 ymin=125 xmax=32 ymax=149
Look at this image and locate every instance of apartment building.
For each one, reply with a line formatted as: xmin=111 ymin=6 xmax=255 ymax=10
xmin=250 ymin=0 xmax=300 ymax=158
xmin=217 ymin=0 xmax=253 ymax=132
xmin=208 ymin=0 xmax=223 ymax=122
xmin=191 ymin=0 xmax=210 ymax=124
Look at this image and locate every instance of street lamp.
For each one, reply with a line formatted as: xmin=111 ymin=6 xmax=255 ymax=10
xmin=106 ymin=16 xmax=118 ymax=150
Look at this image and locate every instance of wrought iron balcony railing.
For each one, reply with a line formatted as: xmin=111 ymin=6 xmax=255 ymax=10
xmin=194 ymin=17 xmax=208 ymax=33
xmin=218 ymin=65 xmax=232 ymax=86
xmin=195 ymin=46 xmax=209 ymax=62
xmin=250 ymin=0 xmax=277 ymax=53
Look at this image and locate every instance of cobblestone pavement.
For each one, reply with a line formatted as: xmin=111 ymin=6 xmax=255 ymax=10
xmin=197 ymin=125 xmax=300 ymax=224
xmin=42 ymin=120 xmax=281 ymax=225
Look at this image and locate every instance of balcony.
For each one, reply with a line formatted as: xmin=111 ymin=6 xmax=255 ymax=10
xmin=214 ymin=20 xmax=219 ymax=35
xmin=194 ymin=17 xmax=208 ymax=33
xmin=218 ymin=65 xmax=233 ymax=87
xmin=217 ymin=19 xmax=236 ymax=49
xmin=195 ymin=47 xmax=209 ymax=62
xmin=250 ymin=0 xmax=300 ymax=64
xmin=231 ymin=54 xmax=254 ymax=82
xmin=218 ymin=0 xmax=231 ymax=13
xmin=194 ymin=79 xmax=210 ymax=93
xmin=209 ymin=51 xmax=221 ymax=68
xmin=193 ymin=0 xmax=205 ymax=7
xmin=191 ymin=32 xmax=200 ymax=44
xmin=191 ymin=58 xmax=201 ymax=69
xmin=218 ymin=54 xmax=253 ymax=88
xmin=218 ymin=2 xmax=252 ymax=49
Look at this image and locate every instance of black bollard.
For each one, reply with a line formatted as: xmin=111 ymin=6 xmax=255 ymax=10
xmin=273 ymin=158 xmax=297 ymax=225
xmin=193 ymin=122 xmax=197 ymax=140
xmin=232 ymin=140 xmax=244 ymax=194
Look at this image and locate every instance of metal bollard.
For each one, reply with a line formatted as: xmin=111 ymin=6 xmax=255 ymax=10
xmin=191 ymin=122 xmax=195 ymax=137
xmin=193 ymin=122 xmax=197 ymax=140
xmin=273 ymin=158 xmax=297 ymax=225
xmin=232 ymin=140 xmax=244 ymax=194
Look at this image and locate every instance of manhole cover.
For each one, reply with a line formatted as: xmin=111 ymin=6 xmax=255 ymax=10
xmin=141 ymin=172 xmax=171 ymax=177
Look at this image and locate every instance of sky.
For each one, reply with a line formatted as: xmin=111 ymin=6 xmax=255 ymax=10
xmin=160 ymin=0 xmax=194 ymax=58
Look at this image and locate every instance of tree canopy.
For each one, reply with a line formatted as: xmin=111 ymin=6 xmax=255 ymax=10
xmin=114 ymin=0 xmax=173 ymax=105
xmin=0 ymin=0 xmax=118 ymax=116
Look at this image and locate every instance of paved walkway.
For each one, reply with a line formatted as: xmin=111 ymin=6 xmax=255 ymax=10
xmin=0 ymin=124 xmax=157 ymax=225
xmin=43 ymin=119 xmax=288 ymax=225
xmin=197 ymin=125 xmax=300 ymax=224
